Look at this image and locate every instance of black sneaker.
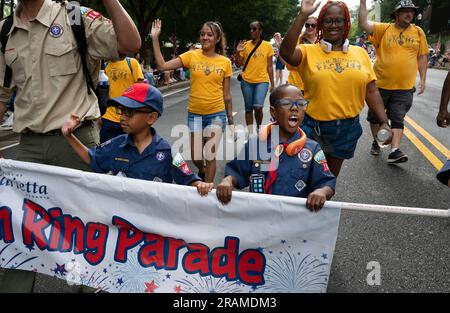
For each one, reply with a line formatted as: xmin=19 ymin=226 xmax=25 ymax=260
xmin=370 ymin=140 xmax=381 ymax=156
xmin=388 ymin=149 xmax=408 ymax=164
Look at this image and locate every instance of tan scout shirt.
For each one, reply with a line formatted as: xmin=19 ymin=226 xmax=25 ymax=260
xmin=0 ymin=0 xmax=120 ymax=133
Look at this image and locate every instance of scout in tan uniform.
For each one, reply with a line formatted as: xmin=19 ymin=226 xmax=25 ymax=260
xmin=0 ymin=0 xmax=140 ymax=292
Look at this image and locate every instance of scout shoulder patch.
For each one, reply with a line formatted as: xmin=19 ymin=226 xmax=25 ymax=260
xmin=314 ymin=150 xmax=326 ymax=164
xmin=85 ymin=9 xmax=102 ymax=20
xmin=172 ymin=153 xmax=193 ymax=175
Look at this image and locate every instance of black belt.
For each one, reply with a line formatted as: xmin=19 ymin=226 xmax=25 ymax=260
xmin=23 ymin=120 xmax=94 ymax=136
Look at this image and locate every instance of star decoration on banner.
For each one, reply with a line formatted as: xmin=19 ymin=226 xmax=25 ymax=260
xmin=281 ymin=240 xmax=286 ymax=244
xmin=166 ymin=274 xmax=171 ymax=279
xmin=322 ymin=253 xmax=328 ymax=260
xmin=145 ymin=280 xmax=158 ymax=293
xmin=25 ymin=245 xmax=35 ymax=252
xmin=52 ymin=263 xmax=67 ymax=276
xmin=117 ymin=278 xmax=124 ymax=285
xmin=103 ymin=269 xmax=107 ymax=274
xmin=174 ymin=285 xmax=182 ymax=293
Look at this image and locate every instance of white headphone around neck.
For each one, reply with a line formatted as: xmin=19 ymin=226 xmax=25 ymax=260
xmin=320 ymin=39 xmax=350 ymax=53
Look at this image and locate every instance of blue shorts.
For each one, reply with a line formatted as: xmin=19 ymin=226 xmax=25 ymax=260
xmin=275 ymin=57 xmax=285 ymax=70
xmin=301 ymin=114 xmax=363 ymax=160
xmin=240 ymin=81 xmax=269 ymax=112
xmin=187 ymin=111 xmax=227 ymax=133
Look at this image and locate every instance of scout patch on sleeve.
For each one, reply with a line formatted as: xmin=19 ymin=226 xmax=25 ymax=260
xmin=314 ymin=150 xmax=326 ymax=164
xmin=85 ymin=9 xmax=102 ymax=20
xmin=172 ymin=153 xmax=193 ymax=175
xmin=80 ymin=6 xmax=89 ymax=15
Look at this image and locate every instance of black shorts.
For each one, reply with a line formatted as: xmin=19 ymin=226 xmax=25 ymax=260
xmin=367 ymin=88 xmax=414 ymax=129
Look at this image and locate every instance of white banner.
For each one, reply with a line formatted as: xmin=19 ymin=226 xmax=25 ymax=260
xmin=0 ymin=159 xmax=341 ymax=293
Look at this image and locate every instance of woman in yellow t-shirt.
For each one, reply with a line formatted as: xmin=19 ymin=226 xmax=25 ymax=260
xmin=234 ymin=21 xmax=275 ymax=134
xmin=280 ymin=0 xmax=392 ymax=177
xmin=151 ymin=20 xmax=233 ymax=183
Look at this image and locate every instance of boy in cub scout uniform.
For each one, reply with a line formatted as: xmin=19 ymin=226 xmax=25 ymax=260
xmin=216 ymin=84 xmax=336 ymax=212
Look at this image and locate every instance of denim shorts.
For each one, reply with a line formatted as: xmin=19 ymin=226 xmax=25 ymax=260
xmin=240 ymin=80 xmax=269 ymax=112
xmin=367 ymin=88 xmax=414 ymax=129
xmin=301 ymin=114 xmax=363 ymax=160
xmin=187 ymin=111 xmax=227 ymax=133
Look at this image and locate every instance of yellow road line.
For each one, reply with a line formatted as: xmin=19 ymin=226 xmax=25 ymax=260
xmin=405 ymin=116 xmax=450 ymax=158
xmin=403 ymin=127 xmax=444 ymax=170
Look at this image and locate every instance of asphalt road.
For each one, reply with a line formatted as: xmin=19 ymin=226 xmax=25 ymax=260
xmin=0 ymin=68 xmax=449 ymax=293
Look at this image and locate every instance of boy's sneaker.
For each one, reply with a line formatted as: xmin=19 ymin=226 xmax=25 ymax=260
xmin=0 ymin=111 xmax=13 ymax=131
xmin=388 ymin=149 xmax=408 ymax=164
xmin=370 ymin=140 xmax=381 ymax=156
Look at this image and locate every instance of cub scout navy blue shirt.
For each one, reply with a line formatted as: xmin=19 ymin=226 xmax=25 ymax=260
xmin=225 ymin=131 xmax=336 ymax=197
xmin=88 ymin=128 xmax=200 ymax=185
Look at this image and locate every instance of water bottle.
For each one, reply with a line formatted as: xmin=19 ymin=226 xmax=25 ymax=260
xmin=377 ymin=129 xmax=391 ymax=143
xmin=96 ymin=69 xmax=110 ymax=115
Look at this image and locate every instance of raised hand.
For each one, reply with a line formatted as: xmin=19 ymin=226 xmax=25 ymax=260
xmin=300 ymin=0 xmax=322 ymax=17
xmin=151 ymin=19 xmax=162 ymax=39
xmin=61 ymin=114 xmax=81 ymax=137
xmin=236 ymin=40 xmax=246 ymax=53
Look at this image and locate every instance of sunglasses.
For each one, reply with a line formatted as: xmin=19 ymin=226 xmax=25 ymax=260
xmin=274 ymin=99 xmax=309 ymax=110
xmin=323 ymin=18 xmax=346 ymax=27
xmin=115 ymin=107 xmax=153 ymax=117
xmin=305 ymin=23 xmax=317 ymax=29
xmin=250 ymin=27 xmax=258 ymax=32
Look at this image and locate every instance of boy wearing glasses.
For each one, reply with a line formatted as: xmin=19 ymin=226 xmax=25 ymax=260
xmin=216 ymin=84 xmax=336 ymax=212
xmin=62 ymin=83 xmax=213 ymax=196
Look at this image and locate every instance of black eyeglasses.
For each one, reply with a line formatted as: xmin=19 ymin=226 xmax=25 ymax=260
xmin=323 ymin=18 xmax=346 ymax=27
xmin=115 ymin=107 xmax=153 ymax=117
xmin=250 ymin=27 xmax=258 ymax=32
xmin=274 ymin=99 xmax=309 ymax=110
xmin=305 ymin=23 xmax=317 ymax=29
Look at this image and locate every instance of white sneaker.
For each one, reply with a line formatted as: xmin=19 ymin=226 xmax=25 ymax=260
xmin=0 ymin=111 xmax=13 ymax=130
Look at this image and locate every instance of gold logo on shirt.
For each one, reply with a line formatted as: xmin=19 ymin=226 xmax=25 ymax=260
xmin=204 ymin=67 xmax=211 ymax=76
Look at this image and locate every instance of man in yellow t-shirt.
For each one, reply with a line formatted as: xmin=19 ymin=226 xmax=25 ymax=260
xmin=359 ymin=0 xmax=429 ymax=164
xmin=234 ymin=21 xmax=275 ymax=134
xmin=101 ymin=57 xmax=144 ymax=142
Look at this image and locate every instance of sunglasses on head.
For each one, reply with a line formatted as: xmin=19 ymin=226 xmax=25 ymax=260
xmin=274 ymin=99 xmax=309 ymax=110
xmin=305 ymin=23 xmax=317 ymax=29
xmin=115 ymin=107 xmax=153 ymax=118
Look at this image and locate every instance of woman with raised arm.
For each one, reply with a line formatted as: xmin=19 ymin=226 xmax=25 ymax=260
xmin=280 ymin=0 xmax=392 ymax=177
xmin=151 ymin=20 xmax=233 ymax=183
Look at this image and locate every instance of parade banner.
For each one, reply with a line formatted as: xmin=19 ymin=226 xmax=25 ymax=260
xmin=0 ymin=159 xmax=341 ymax=293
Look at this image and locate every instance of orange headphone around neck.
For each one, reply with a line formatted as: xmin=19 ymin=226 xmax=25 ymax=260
xmin=259 ymin=123 xmax=307 ymax=156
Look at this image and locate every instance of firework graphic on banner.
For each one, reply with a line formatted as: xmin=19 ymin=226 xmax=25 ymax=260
xmin=260 ymin=247 xmax=329 ymax=293
xmin=0 ymin=243 xmax=38 ymax=270
xmin=175 ymin=274 xmax=248 ymax=293
xmin=112 ymin=247 xmax=161 ymax=293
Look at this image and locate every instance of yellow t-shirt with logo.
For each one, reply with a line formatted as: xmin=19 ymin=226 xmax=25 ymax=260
xmin=294 ymin=44 xmax=376 ymax=121
xmin=239 ymin=40 xmax=274 ymax=83
xmin=369 ymin=23 xmax=428 ymax=90
xmin=179 ymin=49 xmax=232 ymax=115
xmin=103 ymin=58 xmax=144 ymax=123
